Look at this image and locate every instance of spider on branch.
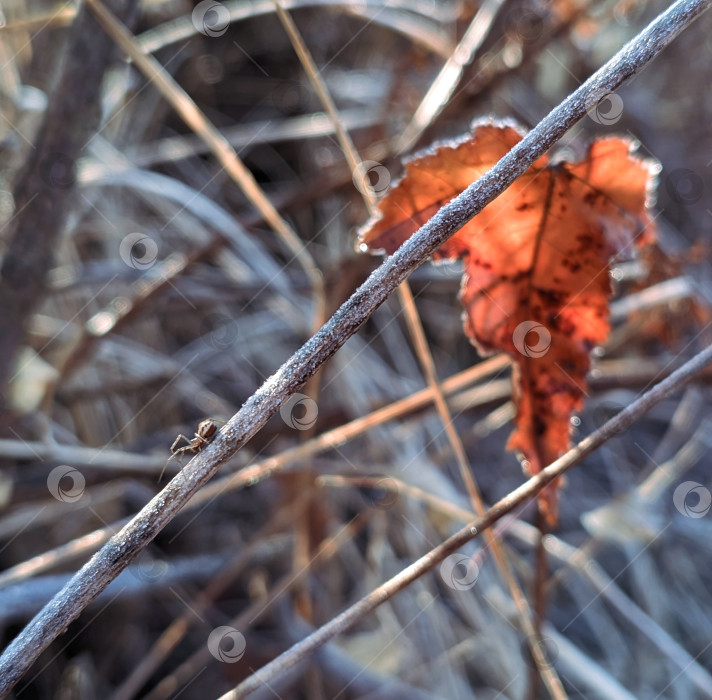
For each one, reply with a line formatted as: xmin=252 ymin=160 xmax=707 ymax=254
xmin=160 ymin=418 xmax=225 ymax=480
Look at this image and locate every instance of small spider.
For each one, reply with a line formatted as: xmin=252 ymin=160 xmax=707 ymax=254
xmin=161 ymin=418 xmax=224 ymax=480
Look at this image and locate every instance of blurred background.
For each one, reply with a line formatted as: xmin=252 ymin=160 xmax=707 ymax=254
xmin=1 ymin=0 xmax=712 ymax=698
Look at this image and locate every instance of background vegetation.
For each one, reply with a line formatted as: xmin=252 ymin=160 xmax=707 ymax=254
xmin=1 ymin=0 xmax=711 ymax=698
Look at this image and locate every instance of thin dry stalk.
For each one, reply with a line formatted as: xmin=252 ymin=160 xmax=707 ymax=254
xmin=84 ymin=0 xmax=326 ymax=335
xmin=136 ymin=0 xmax=455 ymax=57
xmin=0 ymin=359 xmax=506 ymax=588
xmin=0 ymin=0 xmax=138 ymax=403
xmin=145 ymin=511 xmax=372 ymax=700
xmin=0 ymin=440 xmax=164 ymax=472
xmin=535 ymin=528 xmax=712 ymax=695
xmin=272 ymin=9 xmax=563 ymax=688
xmin=111 ymin=493 xmax=312 ymax=700
xmin=226 ymin=338 xmax=712 ymax=697
xmin=0 ymin=521 xmax=128 ymax=588
xmin=395 ymin=0 xmax=507 ymax=154
xmin=342 ymin=4 xmax=454 ymax=58
xmin=0 ymin=1 xmax=708 ymax=692
xmin=272 ymin=0 xmax=366 ymax=623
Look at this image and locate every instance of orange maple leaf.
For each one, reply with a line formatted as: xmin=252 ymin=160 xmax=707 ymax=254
xmin=358 ymin=120 xmax=658 ymax=524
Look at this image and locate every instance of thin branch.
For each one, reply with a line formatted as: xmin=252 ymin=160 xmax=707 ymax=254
xmin=110 ymin=494 xmax=311 ymax=700
xmin=0 ymin=440 xmax=165 ymax=472
xmin=0 ymin=0 xmax=708 ymax=693
xmin=399 ymin=279 xmax=566 ymax=696
xmin=143 ymin=511 xmax=372 ymax=700
xmin=324 ymin=472 xmax=712 ymax=696
xmin=269 ymin=11 xmax=563 ymax=690
xmin=84 ymin=0 xmax=326 ymax=336
xmin=0 ymin=0 xmax=138 ymax=406
xmin=0 ymin=521 xmax=128 ymax=589
xmin=272 ymin=0 xmax=367 ymax=624
xmin=226 ymin=339 xmax=712 ymax=698
xmin=536 ymin=526 xmax=712 ymax=696
xmin=136 ymin=0 xmax=456 ymax=56
xmin=395 ymin=0 xmax=508 ymax=155
xmin=120 ymin=109 xmax=380 ymax=170
xmin=341 ymin=4 xmax=454 ymax=58
xmin=0 ymin=360 xmax=506 ymax=588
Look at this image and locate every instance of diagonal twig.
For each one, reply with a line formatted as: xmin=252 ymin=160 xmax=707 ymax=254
xmin=271 ymin=8 xmax=564 ymax=692
xmin=226 ymin=338 xmax=712 ymax=698
xmin=83 ymin=0 xmax=326 ymax=336
xmin=0 ymin=0 xmax=709 ymax=694
xmin=394 ymin=0 xmax=508 ymax=155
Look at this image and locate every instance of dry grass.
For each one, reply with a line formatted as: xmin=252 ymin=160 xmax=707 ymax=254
xmin=1 ymin=0 xmax=712 ymax=698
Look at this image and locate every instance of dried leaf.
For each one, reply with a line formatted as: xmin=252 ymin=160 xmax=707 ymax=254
xmin=358 ymin=120 xmax=658 ymax=523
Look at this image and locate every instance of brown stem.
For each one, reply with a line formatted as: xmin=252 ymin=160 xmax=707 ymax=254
xmin=0 ymin=0 xmax=138 ymax=415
